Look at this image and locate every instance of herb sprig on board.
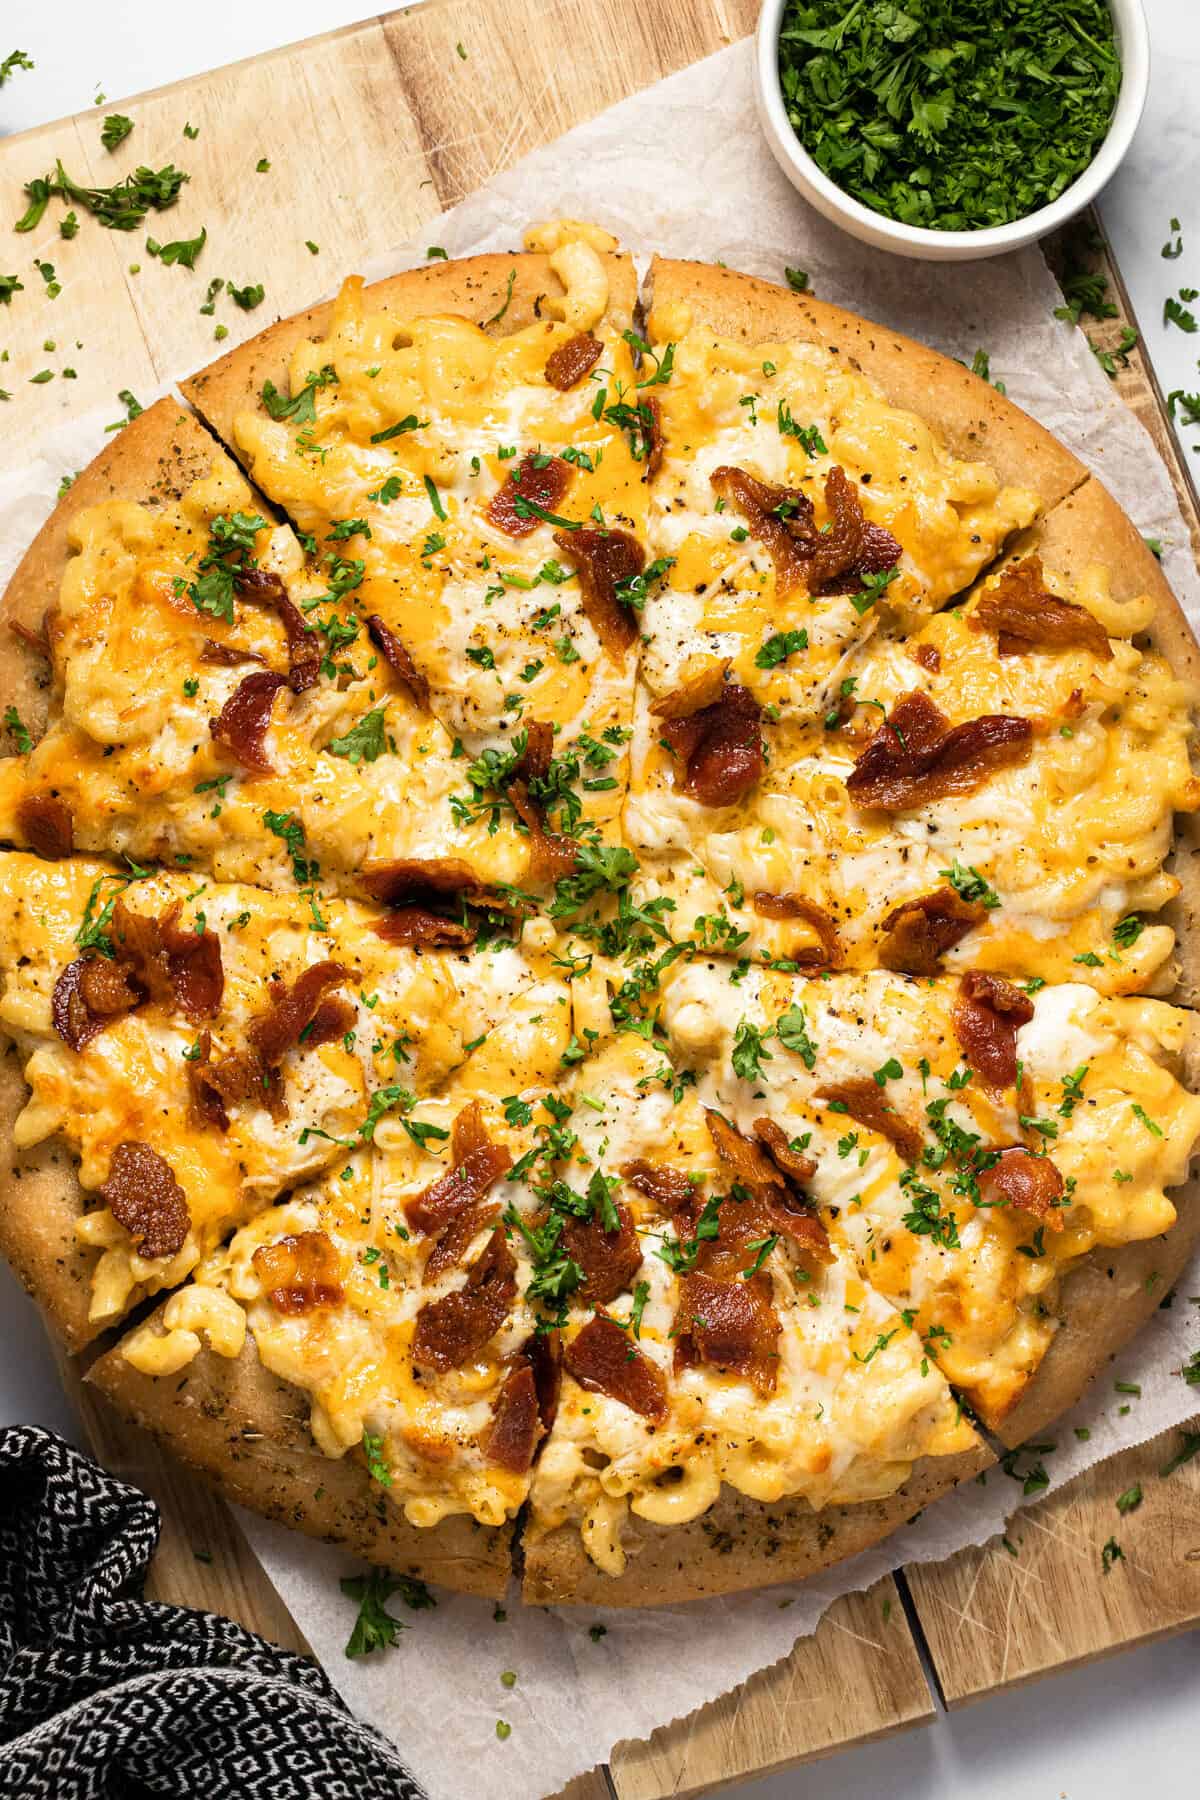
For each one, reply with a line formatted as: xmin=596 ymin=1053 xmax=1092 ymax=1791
xmin=776 ymin=0 xmax=1121 ymax=233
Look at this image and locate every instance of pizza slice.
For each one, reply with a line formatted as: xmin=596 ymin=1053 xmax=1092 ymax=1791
xmin=0 ymin=846 xmax=567 ymax=1347
xmin=88 ymin=970 xmax=575 ymax=1592
xmin=181 ymin=233 xmax=647 ymax=829
xmin=630 ymin=257 xmax=1084 ymax=727
xmin=650 ymin=957 xmax=1200 ymax=1431
xmin=0 ymin=397 xmax=614 ymax=907
xmin=624 ymin=476 xmax=1200 ymax=988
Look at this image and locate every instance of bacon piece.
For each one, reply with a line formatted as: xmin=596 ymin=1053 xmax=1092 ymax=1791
xmin=186 ymin=1030 xmax=229 ymax=1132
xmin=711 ymin=464 xmax=900 ymax=597
xmin=210 ymin=669 xmax=287 ymax=774
xmin=52 ymin=959 xmax=124 ymax=1051
xmin=565 ymin=1312 xmax=669 ymax=1421
xmin=544 ymin=331 xmax=602 ymax=391
xmin=306 ymin=993 xmax=357 ymax=1046
xmin=975 ymin=558 xmax=1112 ymax=661
xmin=406 ymin=1101 xmax=512 ymax=1236
xmin=846 ymin=690 xmax=1032 ymax=813
xmin=753 ymin=1117 xmax=817 ymax=1187
xmin=373 ymin=907 xmax=476 ymax=948
xmin=361 ymin=857 xmax=489 ymax=907
xmin=514 ymin=719 xmax=555 ymax=782
xmin=621 ymin=1159 xmax=697 ymax=1212
xmin=912 ymin=643 xmax=941 ymax=674
xmin=412 ymin=1227 xmax=517 ymax=1372
xmin=815 ymin=1077 xmax=923 ymax=1166
xmin=481 ymin=1363 xmax=541 ymax=1472
xmin=752 ymin=891 xmax=843 ymax=968
xmin=651 ymin=660 xmax=728 ymax=722
xmin=100 ymin=1141 xmax=189 ymax=1261
xmin=235 ymin=567 xmax=322 ymax=693
xmin=112 ymin=899 xmax=225 ymax=1023
xmin=954 ymin=971 xmax=1033 ymax=1090
xmin=252 ymin=1230 xmax=346 ymax=1313
xmin=16 ymin=794 xmax=73 ymax=860
xmin=199 ymin=640 xmax=267 ymax=668
xmin=559 ymin=1199 xmax=643 ymax=1305
xmin=488 ymin=453 xmax=572 ymax=538
xmin=367 ymin=614 xmax=430 ymax=710
xmin=879 ymin=885 xmax=987 ymax=975
xmin=675 ymin=1271 xmax=780 ymax=1395
xmin=978 ymin=1146 xmax=1065 ymax=1231
xmin=553 ymin=525 xmax=643 ymax=661
xmin=504 ymin=719 xmax=580 ymax=884
xmin=659 ymin=681 xmax=763 ymax=807
xmin=206 ymin=962 xmax=350 ymax=1120
xmin=806 ymin=465 xmax=902 ymax=595
xmin=424 ymin=1201 xmax=501 ymax=1281
xmin=706 ymin=1111 xmax=830 ymax=1262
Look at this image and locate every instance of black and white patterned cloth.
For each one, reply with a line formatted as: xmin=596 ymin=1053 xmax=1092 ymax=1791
xmin=0 ymin=1426 xmax=426 ymax=1799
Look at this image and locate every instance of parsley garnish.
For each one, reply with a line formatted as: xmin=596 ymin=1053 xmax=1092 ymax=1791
xmin=775 ymin=0 xmax=1119 ymax=233
xmin=100 ymin=115 xmax=134 ymax=154
xmin=261 ymin=363 xmax=338 ymax=424
xmin=941 ymin=859 xmax=1001 ymax=911
xmin=755 ymin=628 xmax=808 ymax=670
xmin=326 ymin=707 xmax=387 ymax=766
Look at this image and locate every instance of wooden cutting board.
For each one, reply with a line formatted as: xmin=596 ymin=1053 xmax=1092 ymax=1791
xmin=4 ymin=2 xmax=1200 ymax=1794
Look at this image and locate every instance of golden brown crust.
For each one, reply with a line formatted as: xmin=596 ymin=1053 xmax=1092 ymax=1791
xmin=523 ymin=1444 xmax=992 ymax=1607
xmin=647 ymin=257 xmax=1087 ymax=512
xmin=87 ymin=1308 xmax=513 ymax=1598
xmin=182 ymin=252 xmax=638 ymax=462
xmin=0 ymin=399 xmax=235 ymax=737
xmin=0 ymin=1035 xmax=96 ymax=1352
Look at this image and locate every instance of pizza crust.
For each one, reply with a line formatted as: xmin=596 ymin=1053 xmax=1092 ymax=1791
xmin=181 ymin=252 xmax=638 ymax=463
xmin=646 ymin=257 xmax=1088 ymax=511
xmin=87 ymin=1304 xmax=513 ymax=1599
xmin=0 ymin=1036 xmax=96 ymax=1352
xmin=522 ymin=1444 xmax=993 ymax=1607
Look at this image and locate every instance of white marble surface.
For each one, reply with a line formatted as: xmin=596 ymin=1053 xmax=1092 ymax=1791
xmin=1 ymin=1 xmax=1198 ymax=1794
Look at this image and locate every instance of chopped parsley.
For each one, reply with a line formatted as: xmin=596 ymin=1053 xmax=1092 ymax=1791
xmin=100 ymin=115 xmax=134 ymax=154
xmin=326 ymin=707 xmax=387 ymax=766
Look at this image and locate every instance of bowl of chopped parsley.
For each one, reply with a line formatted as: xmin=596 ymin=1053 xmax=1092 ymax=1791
xmin=756 ymin=0 xmax=1149 ymax=260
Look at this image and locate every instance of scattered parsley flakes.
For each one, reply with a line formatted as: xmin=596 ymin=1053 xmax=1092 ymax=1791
xmin=100 ymin=114 xmax=134 ymax=153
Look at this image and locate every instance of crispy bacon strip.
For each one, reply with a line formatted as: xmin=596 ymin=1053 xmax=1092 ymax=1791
xmin=373 ymin=908 xmax=476 ymax=948
xmin=621 ymin=1159 xmax=697 ymax=1212
xmin=367 ymin=614 xmax=431 ymax=710
xmin=544 ymin=331 xmax=603 ymax=391
xmin=406 ymin=1101 xmax=513 ymax=1236
xmin=553 ymin=525 xmax=643 ymax=661
xmin=659 ymin=681 xmax=763 ymax=807
xmin=424 ymin=1201 xmax=501 ymax=1281
xmin=975 ymin=558 xmax=1112 ymax=661
xmin=846 ymin=690 xmax=1032 ymax=813
xmin=252 ymin=1230 xmax=345 ymax=1313
xmin=16 ymin=794 xmax=73 ymax=860
xmin=559 ymin=1199 xmax=644 ymax=1305
xmin=978 ymin=1146 xmax=1065 ymax=1231
xmin=879 ymin=886 xmax=987 ymax=975
xmin=361 ymin=857 xmax=490 ymax=906
xmin=711 ymin=463 xmax=900 ymax=596
xmin=488 ymin=453 xmax=572 ymax=538
xmin=911 ymin=643 xmax=941 ymax=674
xmin=815 ymin=1077 xmax=923 ymax=1166
xmin=100 ymin=1141 xmax=189 ymax=1261
xmin=235 ymin=567 xmax=322 ymax=692
xmin=186 ymin=1030 xmax=229 ymax=1132
xmin=565 ymin=1312 xmax=669 ymax=1421
xmin=954 ymin=971 xmax=1033 ymax=1090
xmin=112 ymin=899 xmax=225 ymax=1023
xmin=675 ymin=1271 xmax=780 ymax=1396
xmin=51 ymin=959 xmax=131 ymax=1052
xmin=412 ymin=1227 xmax=517 ymax=1372
xmin=210 ymin=670 xmax=287 ymax=774
xmin=199 ymin=640 xmax=267 ymax=668
xmin=706 ymin=1112 xmax=830 ymax=1262
xmin=205 ymin=962 xmax=350 ymax=1120
xmin=752 ymin=891 xmax=843 ymax=968
xmin=481 ymin=1363 xmax=541 ymax=1472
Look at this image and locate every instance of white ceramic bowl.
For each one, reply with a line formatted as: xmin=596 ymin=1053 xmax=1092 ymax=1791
xmin=755 ymin=0 xmax=1150 ymax=262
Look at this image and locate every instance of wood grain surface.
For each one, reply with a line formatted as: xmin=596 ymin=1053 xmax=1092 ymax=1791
xmin=2 ymin=0 xmax=1198 ymax=1794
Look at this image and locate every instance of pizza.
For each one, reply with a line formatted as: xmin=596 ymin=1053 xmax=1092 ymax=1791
xmin=1 ymin=221 xmax=1198 ymax=1607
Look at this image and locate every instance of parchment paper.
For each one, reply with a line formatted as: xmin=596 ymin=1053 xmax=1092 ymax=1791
xmin=2 ymin=38 xmax=1199 ymax=1800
